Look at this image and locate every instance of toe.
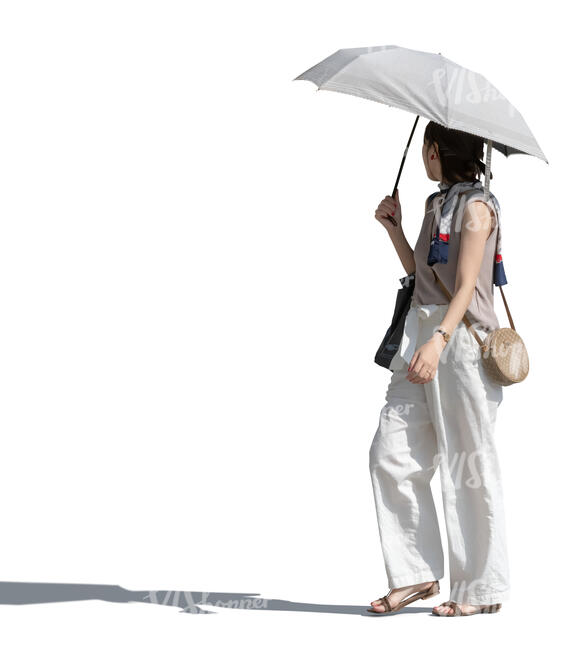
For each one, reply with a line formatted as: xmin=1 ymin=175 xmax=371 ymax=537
xmin=369 ymin=599 xmax=386 ymax=612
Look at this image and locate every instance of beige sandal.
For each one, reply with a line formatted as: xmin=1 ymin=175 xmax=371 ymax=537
xmin=432 ymin=600 xmax=502 ymax=616
xmin=367 ymin=580 xmax=440 ymax=614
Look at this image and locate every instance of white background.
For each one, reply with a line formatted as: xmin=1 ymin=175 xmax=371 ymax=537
xmin=0 ymin=0 xmax=573 ymax=647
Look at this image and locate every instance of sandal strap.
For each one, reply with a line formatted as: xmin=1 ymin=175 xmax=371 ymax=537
xmin=447 ymin=601 xmax=463 ymax=616
xmin=440 ymin=600 xmax=463 ymax=616
xmin=380 ymin=594 xmax=392 ymax=612
xmin=398 ymin=586 xmax=429 ymax=606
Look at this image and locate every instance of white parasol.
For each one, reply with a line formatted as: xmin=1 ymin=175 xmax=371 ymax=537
xmin=294 ymin=45 xmax=548 ymax=201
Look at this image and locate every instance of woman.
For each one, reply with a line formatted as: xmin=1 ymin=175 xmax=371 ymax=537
xmin=367 ymin=122 xmax=509 ymax=617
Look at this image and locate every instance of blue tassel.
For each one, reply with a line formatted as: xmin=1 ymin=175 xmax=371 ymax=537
xmin=427 ymin=237 xmax=449 ymax=266
xmin=494 ymin=261 xmax=508 ymax=286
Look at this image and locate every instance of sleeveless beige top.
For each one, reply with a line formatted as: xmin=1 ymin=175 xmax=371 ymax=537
xmin=413 ymin=192 xmax=500 ymax=332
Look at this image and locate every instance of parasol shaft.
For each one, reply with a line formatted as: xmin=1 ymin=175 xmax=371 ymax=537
xmin=392 ymin=115 xmax=420 ymax=197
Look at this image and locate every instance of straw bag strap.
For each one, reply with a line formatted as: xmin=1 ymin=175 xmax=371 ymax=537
xmin=430 ymin=213 xmax=516 ymax=349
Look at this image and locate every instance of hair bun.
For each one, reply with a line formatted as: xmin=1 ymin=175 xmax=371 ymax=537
xmin=475 ymin=158 xmax=493 ymax=180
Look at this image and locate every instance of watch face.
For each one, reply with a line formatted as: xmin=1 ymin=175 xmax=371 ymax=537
xmin=436 ymin=329 xmax=449 ymax=342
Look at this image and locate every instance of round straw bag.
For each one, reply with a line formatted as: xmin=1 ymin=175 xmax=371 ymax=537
xmin=431 ymin=268 xmax=529 ymax=386
xmin=477 ymin=317 xmax=529 ymax=385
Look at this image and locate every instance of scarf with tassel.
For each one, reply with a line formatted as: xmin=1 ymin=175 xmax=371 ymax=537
xmin=426 ymin=178 xmax=507 ymax=286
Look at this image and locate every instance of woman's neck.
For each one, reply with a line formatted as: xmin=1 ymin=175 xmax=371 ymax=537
xmin=441 ymin=175 xmax=476 ymax=185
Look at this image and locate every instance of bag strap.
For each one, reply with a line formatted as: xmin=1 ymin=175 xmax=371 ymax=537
xmin=430 ymin=202 xmax=516 ymax=349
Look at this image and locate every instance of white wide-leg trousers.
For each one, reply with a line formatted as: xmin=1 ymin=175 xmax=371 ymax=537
xmin=369 ymin=299 xmax=510 ymax=606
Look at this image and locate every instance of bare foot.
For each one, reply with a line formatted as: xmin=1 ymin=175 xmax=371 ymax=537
xmin=369 ymin=581 xmax=436 ymax=613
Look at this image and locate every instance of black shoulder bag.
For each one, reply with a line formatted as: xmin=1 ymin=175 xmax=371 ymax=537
xmin=374 ymin=272 xmax=415 ymax=370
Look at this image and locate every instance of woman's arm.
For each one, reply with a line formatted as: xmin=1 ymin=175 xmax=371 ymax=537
xmin=389 ymin=228 xmax=416 ymax=275
xmin=375 ymin=192 xmax=429 ymax=275
xmin=406 ymin=199 xmax=493 ymax=384
xmin=436 ymin=200 xmax=494 ymax=340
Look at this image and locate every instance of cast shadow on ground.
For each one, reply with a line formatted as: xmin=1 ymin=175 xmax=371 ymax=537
xmin=0 ymin=582 xmax=432 ymax=616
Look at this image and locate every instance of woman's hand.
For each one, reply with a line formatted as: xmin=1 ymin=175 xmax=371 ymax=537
xmin=375 ymin=189 xmax=402 ymax=234
xmin=406 ymin=334 xmax=446 ymax=383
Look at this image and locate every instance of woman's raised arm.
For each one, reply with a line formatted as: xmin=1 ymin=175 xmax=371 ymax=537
xmin=374 ymin=189 xmax=422 ymax=275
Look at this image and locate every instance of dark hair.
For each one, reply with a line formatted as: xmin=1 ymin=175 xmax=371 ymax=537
xmin=423 ymin=121 xmax=492 ymax=183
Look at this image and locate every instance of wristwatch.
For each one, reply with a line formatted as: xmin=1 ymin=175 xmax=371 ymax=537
xmin=434 ymin=328 xmax=451 ymax=344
